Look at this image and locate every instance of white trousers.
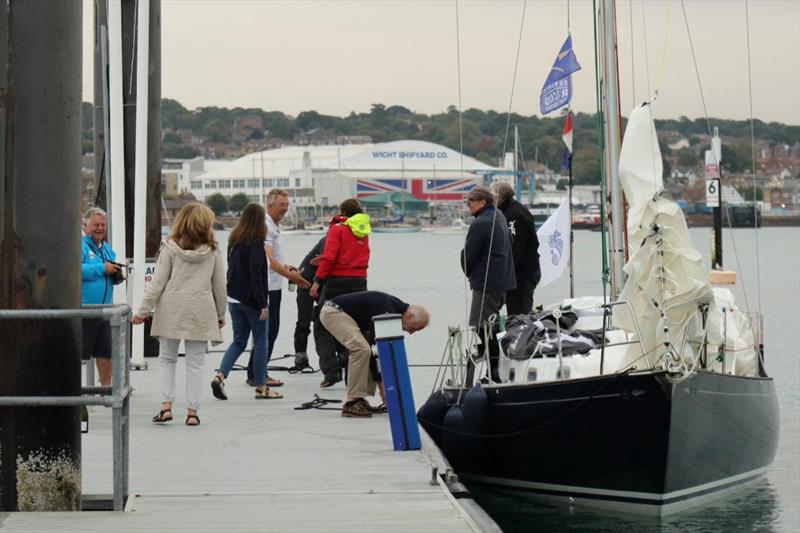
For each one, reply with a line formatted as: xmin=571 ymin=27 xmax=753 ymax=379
xmin=158 ymin=338 xmax=207 ymax=411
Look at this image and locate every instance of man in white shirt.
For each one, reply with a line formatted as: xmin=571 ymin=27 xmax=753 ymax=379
xmin=246 ymin=189 xmax=310 ymax=386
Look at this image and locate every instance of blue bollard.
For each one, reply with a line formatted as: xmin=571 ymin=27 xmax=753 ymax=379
xmin=373 ymin=313 xmax=421 ymax=451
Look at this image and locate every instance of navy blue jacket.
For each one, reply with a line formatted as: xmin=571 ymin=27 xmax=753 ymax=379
xmin=460 ymin=204 xmax=516 ymax=293
xmin=226 ymin=241 xmax=269 ymax=309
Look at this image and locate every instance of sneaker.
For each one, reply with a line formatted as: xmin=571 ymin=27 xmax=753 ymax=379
xmin=294 ymin=352 xmax=309 ymax=368
xmin=245 ymin=379 xmax=255 ymax=387
xmin=341 ymin=398 xmax=372 ymax=418
xmin=320 ymin=374 xmax=342 ymax=388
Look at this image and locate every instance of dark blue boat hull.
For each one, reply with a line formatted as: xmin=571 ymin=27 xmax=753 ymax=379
xmin=418 ymin=370 xmax=779 ymax=514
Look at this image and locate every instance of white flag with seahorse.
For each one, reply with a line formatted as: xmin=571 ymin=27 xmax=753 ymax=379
xmin=536 ymin=198 xmax=571 ymax=288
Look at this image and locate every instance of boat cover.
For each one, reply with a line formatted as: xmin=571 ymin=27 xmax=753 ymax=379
xmin=613 ymin=104 xmax=757 ymax=376
xmin=500 ymin=310 xmax=605 ymax=359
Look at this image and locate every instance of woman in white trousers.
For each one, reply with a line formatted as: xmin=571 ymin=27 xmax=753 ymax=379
xmin=133 ymin=202 xmax=226 ymax=426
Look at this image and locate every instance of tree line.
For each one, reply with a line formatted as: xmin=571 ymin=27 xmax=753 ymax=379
xmin=82 ymin=100 xmax=799 ymax=186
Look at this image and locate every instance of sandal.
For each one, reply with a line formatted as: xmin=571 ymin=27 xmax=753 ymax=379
xmin=255 ymin=387 xmax=284 ymax=400
xmin=266 ymin=377 xmax=284 ymax=387
xmin=185 ymin=414 xmax=200 ymax=426
xmin=211 ymin=375 xmax=227 ymax=400
xmin=152 ymin=408 xmax=173 ymax=423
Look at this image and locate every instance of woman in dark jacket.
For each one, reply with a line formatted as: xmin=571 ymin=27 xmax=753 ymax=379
xmin=211 ymin=203 xmax=281 ymax=400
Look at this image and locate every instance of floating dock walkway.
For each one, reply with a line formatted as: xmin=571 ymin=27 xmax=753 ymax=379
xmin=0 ymin=353 xmax=498 ymax=532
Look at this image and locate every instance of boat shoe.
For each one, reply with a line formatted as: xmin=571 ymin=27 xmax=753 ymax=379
xmin=341 ymin=398 xmax=372 ymax=418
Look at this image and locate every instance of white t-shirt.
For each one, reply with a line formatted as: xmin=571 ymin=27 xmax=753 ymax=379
xmin=265 ymin=213 xmax=284 ymax=291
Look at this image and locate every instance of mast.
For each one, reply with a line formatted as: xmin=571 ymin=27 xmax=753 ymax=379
xmin=514 ymin=126 xmax=522 ymax=200
xmin=568 ymin=114 xmax=575 ymax=299
xmin=600 ymin=0 xmax=625 ymax=299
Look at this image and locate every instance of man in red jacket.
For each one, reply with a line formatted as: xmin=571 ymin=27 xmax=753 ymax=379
xmin=310 ymin=199 xmax=372 ymax=388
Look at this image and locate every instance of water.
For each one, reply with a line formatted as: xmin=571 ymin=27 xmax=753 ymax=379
xmin=229 ymin=226 xmax=799 ymax=532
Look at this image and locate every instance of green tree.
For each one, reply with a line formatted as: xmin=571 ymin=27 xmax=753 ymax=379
xmin=675 ymin=147 xmax=699 ymax=167
xmin=161 ymin=98 xmax=196 ymax=130
xmin=205 ymin=193 xmax=228 ymax=215
xmin=163 ymin=131 xmax=182 ymax=143
xmin=162 ymin=143 xmax=200 ymax=158
xmin=228 ymin=193 xmax=249 ymax=214
xmin=700 ymin=142 xmax=754 ymax=173
xmin=572 ymin=145 xmax=601 ymax=185
xmin=201 ymin=118 xmax=231 ymax=143
xmin=736 ymin=186 xmax=763 ymax=201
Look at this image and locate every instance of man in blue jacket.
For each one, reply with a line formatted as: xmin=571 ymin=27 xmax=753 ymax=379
xmin=460 ymin=187 xmax=515 ymax=381
xmin=81 ymin=207 xmax=123 ymax=386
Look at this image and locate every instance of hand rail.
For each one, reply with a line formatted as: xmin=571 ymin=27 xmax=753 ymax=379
xmin=0 ymin=303 xmax=131 ymax=511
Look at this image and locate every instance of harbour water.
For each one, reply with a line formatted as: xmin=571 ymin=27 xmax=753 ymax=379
xmin=268 ymin=226 xmax=799 ymax=532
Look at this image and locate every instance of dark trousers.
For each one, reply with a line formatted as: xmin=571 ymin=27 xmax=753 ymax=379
xmin=469 ymin=290 xmax=505 ymax=382
xmin=505 ymin=270 xmax=540 ymax=316
xmin=314 ymin=277 xmax=367 ymax=380
xmin=293 ymin=288 xmax=314 ymax=353
xmin=247 ymin=289 xmax=282 ymax=381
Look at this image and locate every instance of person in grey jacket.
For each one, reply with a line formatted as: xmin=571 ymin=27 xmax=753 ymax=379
xmin=133 ymin=202 xmax=226 ymax=426
xmin=460 ymin=186 xmax=516 ymax=380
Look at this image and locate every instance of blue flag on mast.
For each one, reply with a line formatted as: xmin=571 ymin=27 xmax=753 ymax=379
xmin=540 ymin=35 xmax=582 ymax=115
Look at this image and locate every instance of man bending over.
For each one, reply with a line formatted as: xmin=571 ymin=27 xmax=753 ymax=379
xmin=319 ymin=291 xmax=429 ymax=418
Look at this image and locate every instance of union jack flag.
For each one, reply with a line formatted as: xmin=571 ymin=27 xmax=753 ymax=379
xmin=356 ymin=178 xmax=479 ymax=201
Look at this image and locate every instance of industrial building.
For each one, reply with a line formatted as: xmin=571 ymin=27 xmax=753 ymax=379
xmin=187 ymin=140 xmax=502 ymax=210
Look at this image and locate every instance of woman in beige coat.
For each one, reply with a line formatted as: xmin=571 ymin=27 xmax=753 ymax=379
xmin=132 ymin=202 xmax=226 ymax=426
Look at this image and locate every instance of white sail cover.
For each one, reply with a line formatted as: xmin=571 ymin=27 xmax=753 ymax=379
xmin=613 ymin=104 xmax=756 ymax=375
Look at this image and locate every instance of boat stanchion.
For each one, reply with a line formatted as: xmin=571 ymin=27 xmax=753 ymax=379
xmin=374 ymin=313 xmax=421 ymax=451
xmin=553 ymin=309 xmax=565 ymax=379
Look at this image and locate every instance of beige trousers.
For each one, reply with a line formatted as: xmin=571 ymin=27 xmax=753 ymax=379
xmin=319 ymin=305 xmax=376 ymax=400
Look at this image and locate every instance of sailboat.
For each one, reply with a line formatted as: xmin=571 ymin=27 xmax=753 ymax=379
xmin=417 ymin=0 xmax=778 ymax=516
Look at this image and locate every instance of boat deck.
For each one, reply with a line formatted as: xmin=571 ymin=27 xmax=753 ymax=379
xmin=0 ymin=352 xmax=493 ymax=532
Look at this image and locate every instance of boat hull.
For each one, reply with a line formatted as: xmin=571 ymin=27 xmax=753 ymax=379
xmin=418 ymin=370 xmax=779 ymax=515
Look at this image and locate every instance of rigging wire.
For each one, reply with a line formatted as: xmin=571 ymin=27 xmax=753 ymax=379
xmin=478 ymin=0 xmax=527 ymax=351
xmin=628 ymin=0 xmax=636 ymax=108
xmin=128 ymin=0 xmax=139 ymax=95
xmin=454 ymin=0 xmax=470 ymax=327
xmin=500 ymin=1 xmax=528 ymax=160
xmin=744 ymin=0 xmax=763 ymax=317
xmin=653 ymin=0 xmax=672 ymax=96
xmin=640 ymin=0 xmax=652 ymax=99
xmin=679 ymin=0 xmax=751 ymax=315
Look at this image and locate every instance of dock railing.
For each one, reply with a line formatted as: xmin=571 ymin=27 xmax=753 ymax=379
xmin=0 ymin=304 xmax=132 ymax=511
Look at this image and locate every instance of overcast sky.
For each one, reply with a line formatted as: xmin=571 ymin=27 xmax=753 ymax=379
xmin=82 ymin=0 xmax=799 ymax=124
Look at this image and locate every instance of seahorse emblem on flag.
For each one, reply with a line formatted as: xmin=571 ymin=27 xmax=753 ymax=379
xmin=548 ymin=230 xmax=563 ymax=265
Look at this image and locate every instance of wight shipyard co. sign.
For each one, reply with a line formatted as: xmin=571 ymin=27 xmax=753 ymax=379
xmin=371 ymin=150 xmax=450 ymax=160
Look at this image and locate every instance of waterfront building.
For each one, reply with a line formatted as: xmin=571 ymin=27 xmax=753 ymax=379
xmin=187 ymin=140 xmax=503 ymax=211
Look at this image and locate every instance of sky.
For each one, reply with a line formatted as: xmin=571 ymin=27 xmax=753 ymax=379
xmin=82 ymin=0 xmax=800 ymax=124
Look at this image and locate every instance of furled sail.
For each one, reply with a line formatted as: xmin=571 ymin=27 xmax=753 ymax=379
xmin=612 ymin=104 xmax=757 ymax=376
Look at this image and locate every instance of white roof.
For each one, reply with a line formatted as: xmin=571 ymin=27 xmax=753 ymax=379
xmin=195 ymin=140 xmax=497 ymax=181
xmin=341 ymin=140 xmax=495 ymax=171
xmin=196 ymin=144 xmax=374 ymax=180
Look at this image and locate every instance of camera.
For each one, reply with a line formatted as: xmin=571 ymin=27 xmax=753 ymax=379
xmin=110 ymin=261 xmax=126 ymax=285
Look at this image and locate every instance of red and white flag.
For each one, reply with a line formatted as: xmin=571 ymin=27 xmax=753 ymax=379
xmin=562 ymin=111 xmax=573 ymax=154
